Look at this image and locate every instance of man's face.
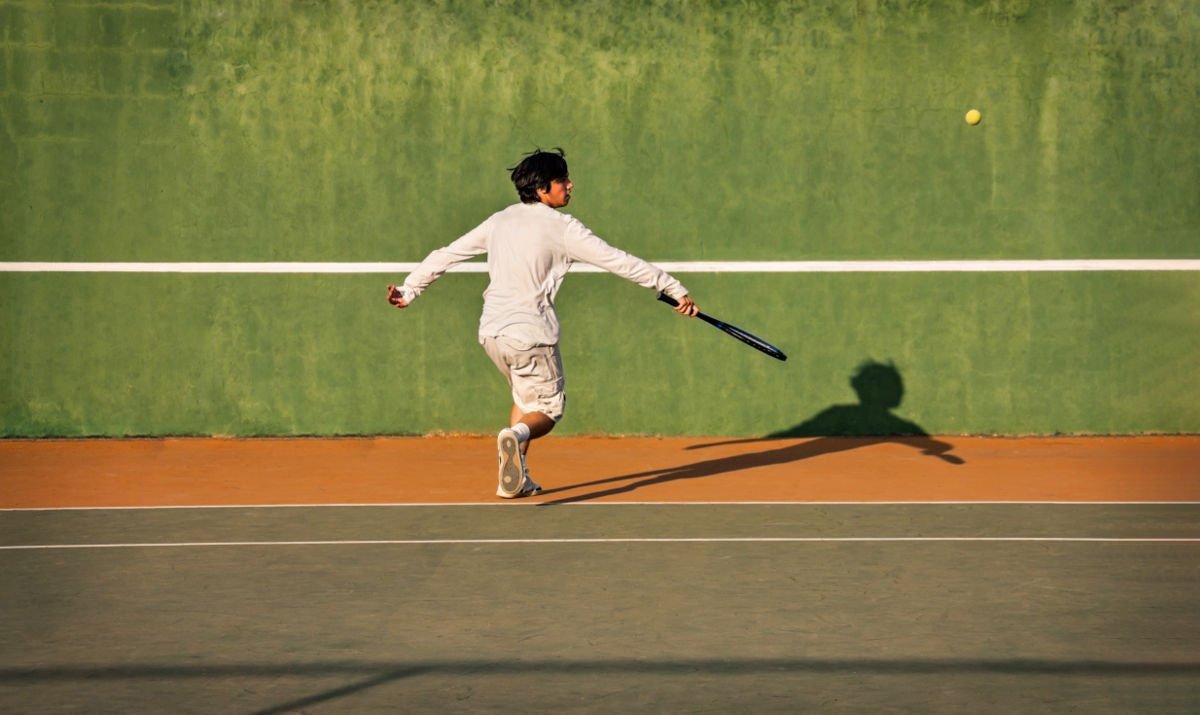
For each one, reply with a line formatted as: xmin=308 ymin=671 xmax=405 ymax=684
xmin=537 ymin=177 xmax=572 ymax=208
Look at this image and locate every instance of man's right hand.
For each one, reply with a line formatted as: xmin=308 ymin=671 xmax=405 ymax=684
xmin=386 ymin=284 xmax=409 ymax=308
xmin=673 ymin=295 xmax=699 ymax=317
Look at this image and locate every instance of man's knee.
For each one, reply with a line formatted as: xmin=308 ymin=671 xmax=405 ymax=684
xmin=521 ymin=411 xmax=557 ymax=440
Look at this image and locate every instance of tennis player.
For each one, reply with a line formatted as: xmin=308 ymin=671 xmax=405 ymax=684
xmin=387 ymin=149 xmax=698 ymax=498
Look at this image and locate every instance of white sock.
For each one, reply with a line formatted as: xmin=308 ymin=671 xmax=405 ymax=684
xmin=510 ymin=422 xmax=531 ymax=443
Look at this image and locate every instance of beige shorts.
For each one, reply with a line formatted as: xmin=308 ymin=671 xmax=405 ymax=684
xmin=480 ymin=337 xmax=566 ymax=422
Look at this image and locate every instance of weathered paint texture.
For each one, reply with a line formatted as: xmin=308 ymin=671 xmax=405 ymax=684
xmin=2 ymin=1 xmax=1197 ymax=436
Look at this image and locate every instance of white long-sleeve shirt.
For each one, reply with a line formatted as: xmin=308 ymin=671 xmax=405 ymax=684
xmin=399 ymin=202 xmax=688 ymax=347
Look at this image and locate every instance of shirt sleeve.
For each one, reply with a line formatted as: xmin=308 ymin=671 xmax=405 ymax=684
xmin=399 ymin=220 xmax=491 ymax=302
xmin=561 ymin=217 xmax=688 ymax=299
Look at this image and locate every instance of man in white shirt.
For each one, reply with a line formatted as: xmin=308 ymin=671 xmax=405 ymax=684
xmin=387 ymin=149 xmax=698 ymax=498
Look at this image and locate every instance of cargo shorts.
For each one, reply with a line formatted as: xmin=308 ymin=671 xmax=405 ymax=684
xmin=480 ymin=336 xmax=566 ymax=422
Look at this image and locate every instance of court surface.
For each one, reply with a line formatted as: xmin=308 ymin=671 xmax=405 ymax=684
xmin=2 ymin=436 xmax=1199 ymax=713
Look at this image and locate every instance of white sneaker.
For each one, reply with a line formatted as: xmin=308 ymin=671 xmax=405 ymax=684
xmin=496 ymin=428 xmax=526 ymax=498
xmin=496 ymin=469 xmax=542 ymax=499
xmin=520 ymin=469 xmax=543 ymax=496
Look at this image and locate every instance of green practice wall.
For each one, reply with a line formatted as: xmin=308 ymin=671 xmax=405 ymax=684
xmin=2 ymin=0 xmax=1197 ymax=436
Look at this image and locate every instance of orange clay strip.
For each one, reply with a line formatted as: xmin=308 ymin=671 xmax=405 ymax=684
xmin=1 ymin=436 xmax=1198 ymax=508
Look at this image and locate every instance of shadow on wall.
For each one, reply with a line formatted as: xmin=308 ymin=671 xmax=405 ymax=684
xmin=541 ymin=360 xmax=962 ymax=504
xmin=770 ymin=361 xmax=960 ymax=453
xmin=690 ymin=360 xmax=964 ymax=463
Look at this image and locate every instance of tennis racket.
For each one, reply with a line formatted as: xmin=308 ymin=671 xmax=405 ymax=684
xmin=657 ymin=293 xmax=787 ymax=362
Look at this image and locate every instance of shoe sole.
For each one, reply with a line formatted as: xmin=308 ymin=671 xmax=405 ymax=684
xmin=497 ymin=431 xmax=524 ymax=498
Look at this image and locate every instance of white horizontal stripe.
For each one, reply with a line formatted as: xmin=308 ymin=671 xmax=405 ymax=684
xmin=1 ymin=260 xmax=1197 ymax=274
xmin=2 ymin=537 xmax=1198 ymax=550
xmin=4 ymin=500 xmax=1199 ymax=511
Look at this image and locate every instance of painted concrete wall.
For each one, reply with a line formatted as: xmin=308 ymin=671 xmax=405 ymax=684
xmin=2 ymin=1 xmax=1197 ymax=436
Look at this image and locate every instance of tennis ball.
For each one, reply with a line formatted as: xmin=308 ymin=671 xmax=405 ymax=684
xmin=965 ymin=109 xmax=982 ymax=126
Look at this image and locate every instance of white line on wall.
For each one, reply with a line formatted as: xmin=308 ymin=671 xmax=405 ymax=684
xmin=1 ymin=260 xmax=1198 ymax=273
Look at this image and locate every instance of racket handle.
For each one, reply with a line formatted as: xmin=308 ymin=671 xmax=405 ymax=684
xmin=656 ymin=292 xmax=680 ymax=308
xmin=659 ymin=291 xmax=709 ymax=322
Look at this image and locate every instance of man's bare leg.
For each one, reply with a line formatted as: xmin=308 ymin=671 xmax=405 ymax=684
xmin=497 ymin=405 xmax=555 ymax=498
xmin=510 ymin=404 xmax=555 ymax=457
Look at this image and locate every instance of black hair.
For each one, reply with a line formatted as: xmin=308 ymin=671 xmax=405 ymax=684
xmin=509 ymin=148 xmax=569 ymax=203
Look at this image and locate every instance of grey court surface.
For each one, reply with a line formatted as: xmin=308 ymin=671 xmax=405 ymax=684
xmin=2 ymin=504 xmax=1199 ymax=713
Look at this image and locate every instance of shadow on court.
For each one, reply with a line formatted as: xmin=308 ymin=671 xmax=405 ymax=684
xmin=5 ymin=658 xmax=1198 ymax=714
xmin=543 ymin=361 xmax=963 ymax=504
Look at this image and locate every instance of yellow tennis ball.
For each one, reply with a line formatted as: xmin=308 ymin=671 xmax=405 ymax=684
xmin=965 ymin=109 xmax=982 ymax=125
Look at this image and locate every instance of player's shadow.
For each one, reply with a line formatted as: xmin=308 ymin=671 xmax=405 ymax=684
xmin=539 ymin=360 xmax=963 ymax=504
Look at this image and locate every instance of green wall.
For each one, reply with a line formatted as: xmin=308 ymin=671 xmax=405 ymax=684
xmin=2 ymin=0 xmax=1197 ymax=436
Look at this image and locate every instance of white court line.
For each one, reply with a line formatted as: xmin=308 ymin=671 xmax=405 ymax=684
xmin=2 ymin=537 xmax=1199 ymax=550
xmin=4 ymin=500 xmax=1200 ymax=511
xmin=2 ymin=260 xmax=1199 ymax=273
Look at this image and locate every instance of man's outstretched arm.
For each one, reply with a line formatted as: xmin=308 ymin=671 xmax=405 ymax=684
xmin=386 ymin=223 xmax=490 ymax=309
xmin=563 ymin=218 xmax=698 ymax=316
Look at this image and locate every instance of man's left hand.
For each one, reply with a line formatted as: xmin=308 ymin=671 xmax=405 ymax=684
xmin=386 ymin=285 xmax=409 ymax=308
